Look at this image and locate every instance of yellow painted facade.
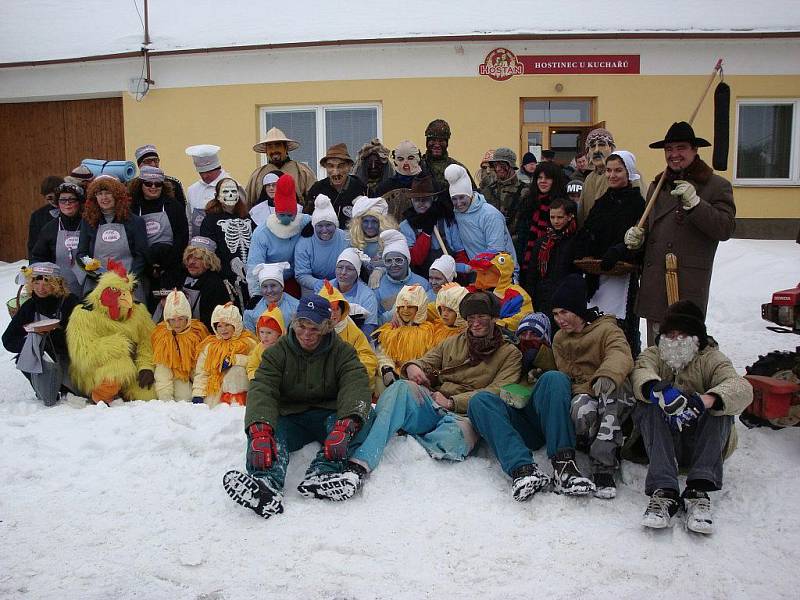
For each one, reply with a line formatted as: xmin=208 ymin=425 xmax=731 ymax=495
xmin=123 ymin=74 xmax=800 ymax=219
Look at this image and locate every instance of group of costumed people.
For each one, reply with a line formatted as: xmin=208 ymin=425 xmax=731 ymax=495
xmin=8 ymin=118 xmax=751 ymax=534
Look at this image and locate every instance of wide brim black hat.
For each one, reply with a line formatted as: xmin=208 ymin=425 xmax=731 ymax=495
xmin=649 ymin=121 xmax=711 ymax=149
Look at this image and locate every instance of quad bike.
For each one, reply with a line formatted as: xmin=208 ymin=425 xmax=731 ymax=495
xmin=741 ymin=282 xmax=800 ymax=428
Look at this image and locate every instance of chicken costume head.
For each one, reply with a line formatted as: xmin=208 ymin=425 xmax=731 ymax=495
xmin=88 ymin=259 xmax=136 ymax=321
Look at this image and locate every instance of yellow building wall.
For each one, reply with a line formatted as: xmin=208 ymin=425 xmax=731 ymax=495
xmin=123 ymin=74 xmax=800 ymax=219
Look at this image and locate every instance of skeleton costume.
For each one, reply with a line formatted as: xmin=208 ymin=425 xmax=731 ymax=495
xmin=199 ymin=179 xmax=255 ymax=309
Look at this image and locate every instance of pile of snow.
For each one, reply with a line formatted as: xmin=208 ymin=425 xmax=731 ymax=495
xmin=3 ymin=0 xmax=800 ymax=64
xmin=1 ymin=239 xmax=798 ymax=599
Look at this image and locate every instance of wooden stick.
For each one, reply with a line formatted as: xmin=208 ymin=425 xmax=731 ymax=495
xmin=432 ymin=225 xmax=449 ymax=256
xmin=665 ymin=253 xmax=679 ymax=304
xmin=636 ymin=59 xmax=723 ymax=229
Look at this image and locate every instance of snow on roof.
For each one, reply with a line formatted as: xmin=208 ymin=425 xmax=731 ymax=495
xmin=3 ymin=0 xmax=800 ymax=64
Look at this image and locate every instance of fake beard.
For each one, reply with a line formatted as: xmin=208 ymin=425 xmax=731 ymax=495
xmin=659 ymin=335 xmax=700 ymax=372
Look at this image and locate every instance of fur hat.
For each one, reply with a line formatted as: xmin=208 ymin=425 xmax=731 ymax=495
xmin=459 ymin=290 xmax=501 ymax=319
xmin=312 ymin=194 xmax=339 ymax=227
xmin=425 ymin=119 xmax=451 ymax=140
xmin=516 ymin=312 xmax=552 ymax=345
xmin=254 ymin=262 xmax=291 ymax=286
xmin=256 ymin=303 xmax=286 ymax=336
xmin=430 ymin=255 xmax=456 ymax=283
xmin=585 ymin=128 xmax=615 ymax=150
xmin=444 ymin=164 xmax=472 ymax=198
xmin=436 ymin=282 xmax=469 ymax=327
xmin=163 ymin=290 xmax=192 ymax=322
xmin=659 ymin=300 xmax=709 ymax=349
xmin=352 ymin=195 xmax=388 ymax=218
xmin=394 ymin=284 xmax=429 ymax=324
xmin=210 ymin=302 xmax=243 ymax=337
xmin=296 ymin=294 xmax=332 ymax=325
xmin=380 ymin=229 xmax=410 ymax=261
xmin=274 ymin=174 xmax=297 ymax=214
xmin=550 ymin=274 xmax=591 ymax=322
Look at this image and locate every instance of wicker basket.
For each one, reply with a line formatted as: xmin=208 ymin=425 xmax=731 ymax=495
xmin=573 ymin=258 xmax=638 ymax=277
xmin=6 ymin=285 xmax=29 ymax=318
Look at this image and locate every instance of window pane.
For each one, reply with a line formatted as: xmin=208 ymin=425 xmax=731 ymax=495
xmin=523 ymin=101 xmax=548 ymax=122
xmin=264 ymin=110 xmax=317 ymax=169
xmin=549 ymin=101 xmax=591 ymax=123
xmin=524 ymin=100 xmax=591 ymax=123
xmin=736 ymin=104 xmax=793 ymax=179
xmin=324 ymin=108 xmax=378 ymax=162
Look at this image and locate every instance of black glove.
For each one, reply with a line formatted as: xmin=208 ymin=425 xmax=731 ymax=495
xmin=137 ymin=369 xmax=155 ymax=388
xmin=600 ymin=244 xmax=625 ymax=272
xmin=192 ymin=396 xmax=205 ymax=404
xmin=410 ymin=210 xmax=437 ymax=235
xmin=300 ymin=222 xmax=314 ymax=238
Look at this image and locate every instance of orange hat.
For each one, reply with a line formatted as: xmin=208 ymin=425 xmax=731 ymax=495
xmin=256 ymin=303 xmax=286 ymax=335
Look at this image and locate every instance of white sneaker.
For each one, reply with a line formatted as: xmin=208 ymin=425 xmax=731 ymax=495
xmin=683 ymin=489 xmax=713 ymax=534
xmin=641 ymin=489 xmax=681 ymax=529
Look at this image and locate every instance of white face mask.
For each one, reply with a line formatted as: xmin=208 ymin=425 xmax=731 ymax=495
xmin=658 ymin=335 xmax=699 ymax=372
xmin=220 ymin=180 xmax=239 ymax=207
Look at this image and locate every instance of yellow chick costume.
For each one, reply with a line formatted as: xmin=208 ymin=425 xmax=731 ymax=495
xmin=246 ymin=303 xmax=286 ymax=380
xmin=373 ymin=284 xmax=435 ymax=372
xmin=430 ymin=282 xmax=469 ymax=346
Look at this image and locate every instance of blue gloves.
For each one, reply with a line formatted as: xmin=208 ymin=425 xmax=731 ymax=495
xmin=221 ymin=356 xmax=232 ymax=371
xmin=649 ymin=381 xmax=705 ymax=431
xmin=192 ymin=396 xmax=205 ymax=404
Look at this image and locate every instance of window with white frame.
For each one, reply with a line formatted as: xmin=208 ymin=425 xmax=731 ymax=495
xmin=734 ymin=99 xmax=800 ymax=185
xmin=260 ymin=104 xmax=381 ymax=179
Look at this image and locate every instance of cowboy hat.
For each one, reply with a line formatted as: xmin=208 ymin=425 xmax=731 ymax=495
xmin=253 ymin=127 xmax=300 ymax=153
xmin=649 ymin=121 xmax=711 ymax=149
xmin=319 ymin=143 xmax=354 ymax=167
xmin=409 ymin=174 xmax=444 ymax=199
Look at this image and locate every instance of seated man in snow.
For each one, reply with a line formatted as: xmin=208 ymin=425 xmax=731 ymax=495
xmin=318 ymin=290 xmax=521 ymax=500
xmin=551 ymin=274 xmax=635 ymax=500
xmin=632 ymin=300 xmax=752 ymax=534
xmin=222 ymin=295 xmax=374 ymax=518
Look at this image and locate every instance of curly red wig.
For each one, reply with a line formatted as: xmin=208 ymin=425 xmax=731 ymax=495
xmin=83 ymin=176 xmax=132 ymax=227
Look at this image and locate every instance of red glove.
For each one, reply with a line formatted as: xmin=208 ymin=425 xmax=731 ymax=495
xmin=247 ymin=423 xmax=278 ymax=471
xmin=324 ymin=418 xmax=361 ymax=461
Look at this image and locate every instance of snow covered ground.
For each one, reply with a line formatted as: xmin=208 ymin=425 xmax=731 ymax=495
xmin=0 ymin=238 xmax=798 ymax=600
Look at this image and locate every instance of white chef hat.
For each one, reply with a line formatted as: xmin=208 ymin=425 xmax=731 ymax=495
xmin=253 ymin=261 xmax=291 ymax=286
xmin=185 ymin=144 xmax=221 ymax=173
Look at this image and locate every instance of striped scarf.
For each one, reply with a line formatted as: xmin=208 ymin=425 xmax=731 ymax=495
xmin=523 ymin=194 xmax=553 ymax=267
xmin=537 ymin=219 xmax=577 ymax=277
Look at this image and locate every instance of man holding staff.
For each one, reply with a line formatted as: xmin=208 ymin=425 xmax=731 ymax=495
xmin=625 ymin=122 xmax=736 ymax=346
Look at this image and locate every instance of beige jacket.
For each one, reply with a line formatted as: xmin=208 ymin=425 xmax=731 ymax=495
xmin=553 ymin=314 xmax=634 ymax=396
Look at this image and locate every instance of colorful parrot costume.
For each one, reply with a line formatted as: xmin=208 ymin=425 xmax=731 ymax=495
xmin=468 ymin=251 xmax=533 ymax=331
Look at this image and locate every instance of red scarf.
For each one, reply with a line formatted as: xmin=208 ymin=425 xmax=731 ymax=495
xmin=523 ymin=193 xmax=552 ymax=266
xmin=537 ymin=219 xmax=577 ymax=277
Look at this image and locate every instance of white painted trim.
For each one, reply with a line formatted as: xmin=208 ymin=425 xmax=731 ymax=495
xmin=733 ymin=98 xmax=800 ymax=186
xmin=258 ymin=102 xmax=383 ymax=179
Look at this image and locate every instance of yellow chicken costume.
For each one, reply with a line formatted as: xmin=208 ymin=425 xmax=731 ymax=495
xmin=317 ymin=280 xmax=378 ymax=388
xmin=468 ymin=251 xmax=533 ymax=331
xmin=66 ymin=259 xmax=156 ymax=403
xmin=373 ymin=284 xmax=435 ymax=375
xmin=193 ymin=303 xmax=257 ymax=407
xmin=151 ymin=290 xmax=210 ymax=400
xmin=246 ymin=303 xmax=286 ymax=380
xmin=431 ymin=282 xmax=469 ymax=346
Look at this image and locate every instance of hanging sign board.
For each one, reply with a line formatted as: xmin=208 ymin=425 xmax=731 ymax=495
xmin=479 ymin=48 xmax=640 ymax=80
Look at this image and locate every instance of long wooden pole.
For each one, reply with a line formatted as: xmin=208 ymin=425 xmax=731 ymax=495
xmin=636 ymin=59 xmax=723 ymax=229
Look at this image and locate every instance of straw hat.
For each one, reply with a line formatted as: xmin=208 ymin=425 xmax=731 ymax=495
xmin=253 ymin=127 xmax=300 ymax=153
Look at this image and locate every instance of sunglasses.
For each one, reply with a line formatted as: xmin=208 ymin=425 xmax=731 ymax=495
xmin=58 ymin=197 xmax=79 ymax=204
xmin=142 ymin=181 xmax=163 ymax=188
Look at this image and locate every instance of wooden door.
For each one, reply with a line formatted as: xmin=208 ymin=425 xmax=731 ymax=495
xmin=0 ymin=97 xmax=124 ymax=261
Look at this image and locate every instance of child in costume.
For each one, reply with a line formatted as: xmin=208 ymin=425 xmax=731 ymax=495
xmin=246 ymin=303 xmax=286 ymax=380
xmin=373 ymin=284 xmax=435 ymax=390
xmin=151 ymin=290 xmax=210 ymax=400
xmin=192 ymin=303 xmax=258 ymax=407
xmin=317 ymin=280 xmax=378 ymax=390
xmin=66 ymin=259 xmax=156 ymax=403
xmin=430 ymin=282 xmax=469 ymax=346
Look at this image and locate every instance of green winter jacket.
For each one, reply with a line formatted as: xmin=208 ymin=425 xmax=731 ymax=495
xmin=245 ymin=329 xmax=372 ymax=429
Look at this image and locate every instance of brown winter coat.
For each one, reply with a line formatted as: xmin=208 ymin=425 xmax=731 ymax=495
xmin=401 ymin=331 xmax=522 ymax=414
xmin=635 ymin=158 xmax=735 ymax=322
xmin=553 ymin=314 xmax=634 ymax=395
xmin=631 ymin=345 xmax=753 ymax=456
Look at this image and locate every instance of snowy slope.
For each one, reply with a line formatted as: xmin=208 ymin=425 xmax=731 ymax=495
xmin=2 ymin=0 xmax=800 ymax=63
xmin=0 ymin=238 xmax=798 ymax=600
